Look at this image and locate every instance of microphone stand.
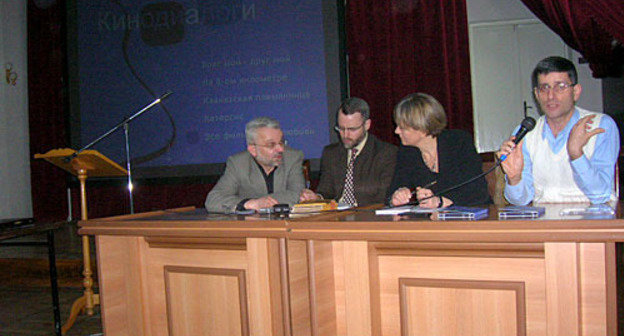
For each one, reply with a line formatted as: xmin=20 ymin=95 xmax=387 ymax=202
xmin=123 ymin=123 xmax=134 ymax=213
xmin=65 ymin=91 xmax=172 ymax=213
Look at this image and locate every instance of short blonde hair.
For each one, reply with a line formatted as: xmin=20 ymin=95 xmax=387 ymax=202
xmin=393 ymin=93 xmax=447 ymax=136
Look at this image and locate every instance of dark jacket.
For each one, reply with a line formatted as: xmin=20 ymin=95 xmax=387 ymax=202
xmin=386 ymin=129 xmax=492 ymax=206
xmin=316 ymin=134 xmax=397 ymax=206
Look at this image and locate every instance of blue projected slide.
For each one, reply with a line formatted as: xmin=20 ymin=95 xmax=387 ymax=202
xmin=74 ymin=0 xmax=336 ymax=173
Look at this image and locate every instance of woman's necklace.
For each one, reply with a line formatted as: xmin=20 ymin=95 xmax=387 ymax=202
xmin=423 ymin=151 xmax=438 ymax=172
xmin=430 ymin=158 xmax=438 ymax=172
xmin=419 ymin=137 xmax=439 ymax=173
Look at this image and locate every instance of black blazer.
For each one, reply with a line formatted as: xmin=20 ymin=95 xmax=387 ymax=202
xmin=386 ymin=129 xmax=492 ymax=206
xmin=316 ymin=134 xmax=397 ymax=206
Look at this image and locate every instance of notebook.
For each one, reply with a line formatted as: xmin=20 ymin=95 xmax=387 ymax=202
xmin=375 ymin=205 xmax=437 ymax=215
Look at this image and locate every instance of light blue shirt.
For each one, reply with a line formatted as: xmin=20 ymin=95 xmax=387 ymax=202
xmin=505 ymin=108 xmax=620 ymax=205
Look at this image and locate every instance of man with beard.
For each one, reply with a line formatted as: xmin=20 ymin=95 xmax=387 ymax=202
xmin=205 ymin=117 xmax=305 ymax=212
xmin=299 ymin=97 xmax=397 ymax=206
xmin=498 ymin=56 xmax=619 ymax=204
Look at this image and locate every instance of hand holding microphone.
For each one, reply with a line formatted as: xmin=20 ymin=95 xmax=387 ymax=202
xmin=499 ymin=117 xmax=536 ymax=162
xmin=498 ymin=117 xmax=536 ymax=185
xmin=388 ymin=117 xmax=537 ymax=209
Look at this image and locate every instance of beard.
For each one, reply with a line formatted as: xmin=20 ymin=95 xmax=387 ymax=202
xmin=341 ymin=131 xmax=366 ymax=149
xmin=256 ymin=151 xmax=283 ymax=168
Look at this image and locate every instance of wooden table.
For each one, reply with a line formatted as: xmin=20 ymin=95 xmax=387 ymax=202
xmin=0 ymin=219 xmax=64 ymax=336
xmin=79 ymin=204 xmax=624 ymax=336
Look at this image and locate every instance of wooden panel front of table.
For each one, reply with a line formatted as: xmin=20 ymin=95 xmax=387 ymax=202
xmin=79 ymin=204 xmax=624 ymax=336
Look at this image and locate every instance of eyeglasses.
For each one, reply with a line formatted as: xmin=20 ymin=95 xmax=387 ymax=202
xmin=253 ymin=140 xmax=287 ymax=150
xmin=535 ymin=82 xmax=575 ymax=95
xmin=334 ymin=123 xmax=365 ymax=133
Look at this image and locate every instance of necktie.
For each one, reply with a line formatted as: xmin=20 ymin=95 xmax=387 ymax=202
xmin=343 ymin=148 xmax=358 ymax=206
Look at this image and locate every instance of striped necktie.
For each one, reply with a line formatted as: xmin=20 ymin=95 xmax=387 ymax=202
xmin=342 ymin=148 xmax=358 ymax=206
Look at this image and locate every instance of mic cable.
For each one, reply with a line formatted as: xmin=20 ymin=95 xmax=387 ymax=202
xmin=408 ymin=116 xmax=535 ymax=207
xmin=405 ymin=159 xmax=501 ymax=206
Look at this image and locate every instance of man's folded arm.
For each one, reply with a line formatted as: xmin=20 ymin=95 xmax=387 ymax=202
xmin=315 ymin=147 xmax=336 ymax=200
xmin=271 ymin=150 xmax=305 ymax=205
xmin=205 ymin=159 xmax=245 ymax=212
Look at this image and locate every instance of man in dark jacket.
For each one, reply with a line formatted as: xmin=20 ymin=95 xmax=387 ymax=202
xmin=300 ymin=97 xmax=397 ymax=206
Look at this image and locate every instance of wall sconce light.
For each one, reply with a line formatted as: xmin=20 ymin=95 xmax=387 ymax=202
xmin=5 ymin=63 xmax=18 ymax=86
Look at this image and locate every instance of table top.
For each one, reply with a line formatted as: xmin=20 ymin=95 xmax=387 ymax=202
xmin=77 ymin=203 xmax=624 ymax=243
xmin=0 ymin=219 xmax=65 ymax=241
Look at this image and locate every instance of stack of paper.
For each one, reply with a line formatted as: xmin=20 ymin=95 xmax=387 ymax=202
xmin=291 ymin=199 xmax=338 ymax=214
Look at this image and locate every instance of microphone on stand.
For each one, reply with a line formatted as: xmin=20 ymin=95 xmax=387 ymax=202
xmin=63 ymin=91 xmax=173 ymax=163
xmin=499 ymin=116 xmax=536 ymax=162
xmin=157 ymin=91 xmax=173 ymax=102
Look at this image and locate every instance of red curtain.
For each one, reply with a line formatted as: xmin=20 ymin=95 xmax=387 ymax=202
xmin=28 ymin=1 xmax=71 ymax=221
xmin=520 ymin=0 xmax=624 ymax=78
xmin=346 ymin=0 xmax=474 ymax=143
xmin=584 ymin=1 xmax=624 ymax=42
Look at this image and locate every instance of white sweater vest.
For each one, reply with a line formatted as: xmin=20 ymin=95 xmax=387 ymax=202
xmin=524 ymin=107 xmax=615 ymax=203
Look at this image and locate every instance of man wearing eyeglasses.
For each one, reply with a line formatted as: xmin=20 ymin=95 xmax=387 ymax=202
xmin=205 ymin=116 xmax=305 ymax=212
xmin=498 ymin=56 xmax=619 ymax=204
xmin=299 ymin=97 xmax=397 ymax=206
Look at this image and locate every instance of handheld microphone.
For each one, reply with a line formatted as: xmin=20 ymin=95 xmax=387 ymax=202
xmin=407 ymin=117 xmax=535 ymax=207
xmin=499 ymin=116 xmax=536 ymax=162
xmin=387 ymin=117 xmax=536 ymax=209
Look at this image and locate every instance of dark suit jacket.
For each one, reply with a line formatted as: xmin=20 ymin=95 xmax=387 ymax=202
xmin=205 ymin=147 xmax=305 ymax=212
xmin=316 ymin=134 xmax=397 ymax=206
xmin=386 ymin=129 xmax=492 ymax=206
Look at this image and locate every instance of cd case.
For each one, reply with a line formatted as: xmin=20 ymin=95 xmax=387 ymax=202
xmin=498 ymin=205 xmax=545 ymax=219
xmin=436 ymin=206 xmax=489 ymax=220
xmin=559 ymin=203 xmax=615 ymax=219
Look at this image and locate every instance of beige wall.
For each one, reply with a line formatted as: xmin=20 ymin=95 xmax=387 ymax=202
xmin=0 ymin=0 xmax=31 ymax=218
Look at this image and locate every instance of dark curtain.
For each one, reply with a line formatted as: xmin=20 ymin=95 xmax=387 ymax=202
xmin=520 ymin=0 xmax=624 ymax=78
xmin=28 ymin=1 xmax=70 ymax=221
xmin=584 ymin=1 xmax=624 ymax=42
xmin=346 ymin=0 xmax=474 ymax=143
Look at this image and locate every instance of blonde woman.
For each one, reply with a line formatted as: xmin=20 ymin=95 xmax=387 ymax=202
xmin=387 ymin=93 xmax=491 ymax=208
